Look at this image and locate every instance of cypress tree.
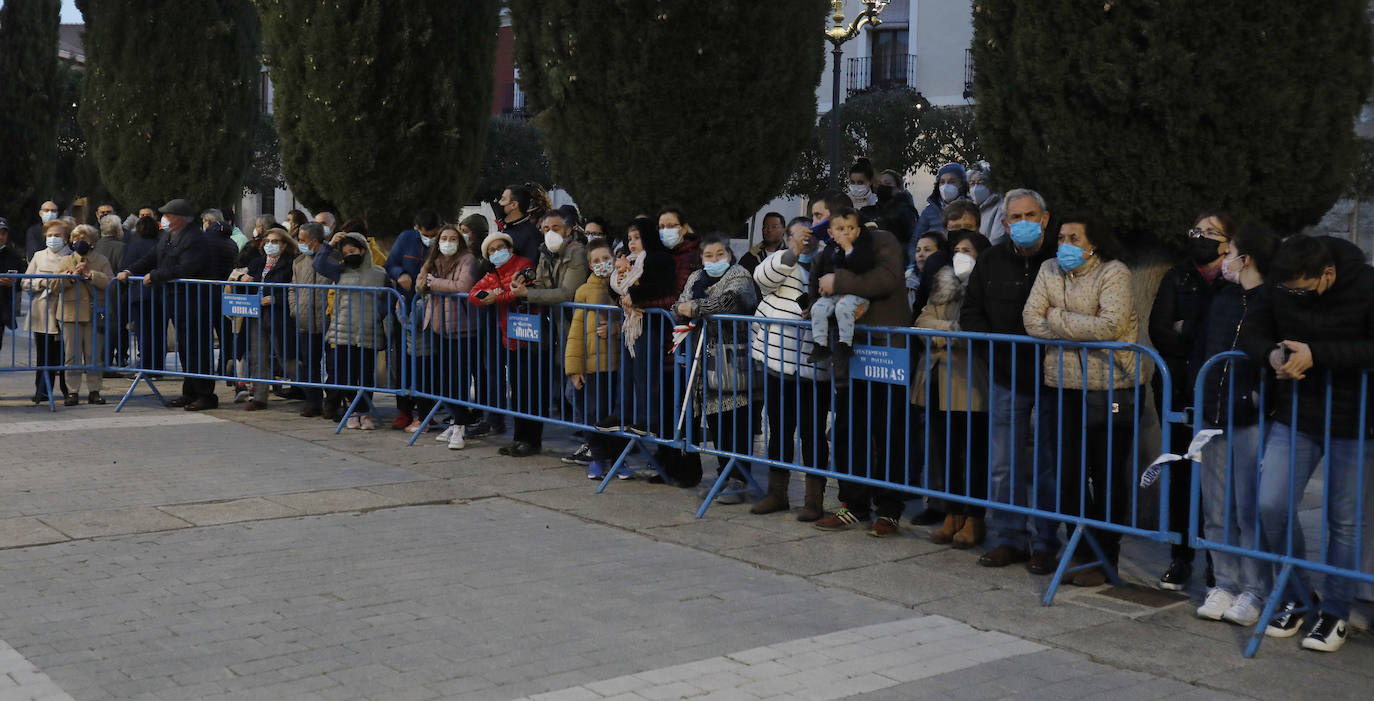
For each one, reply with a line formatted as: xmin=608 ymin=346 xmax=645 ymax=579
xmin=257 ymin=0 xmax=499 ymax=237
xmin=972 ymin=1 xmax=1373 ymax=248
xmin=77 ymin=0 xmax=260 ymax=213
xmin=510 ymin=0 xmax=827 ymax=232
xmin=0 ymin=0 xmax=61 ymax=228
xmin=474 ymin=116 xmax=551 ymax=204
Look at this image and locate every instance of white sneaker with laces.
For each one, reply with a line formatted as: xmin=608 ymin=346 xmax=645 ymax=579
xmin=437 ymin=425 xmax=455 ymax=442
xmin=1221 ymin=592 xmax=1263 ymax=626
xmin=1196 ymin=588 xmax=1235 ymax=621
xmin=447 ymin=426 xmax=466 ymax=450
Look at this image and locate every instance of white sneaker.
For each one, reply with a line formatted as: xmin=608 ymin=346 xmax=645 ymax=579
xmin=1197 ymin=588 xmax=1235 ymax=621
xmin=447 ymin=426 xmax=466 ymax=450
xmin=1221 ymin=592 xmax=1263 ymax=626
xmin=436 ymin=425 xmax=455 ymax=442
xmin=345 ymin=415 xmax=360 ymax=430
xmin=1301 ymin=613 xmax=1348 ymax=653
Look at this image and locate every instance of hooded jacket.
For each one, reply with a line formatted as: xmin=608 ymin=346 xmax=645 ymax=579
xmin=314 ymin=238 xmax=388 ymax=349
xmin=1240 ymin=237 xmax=1374 ymax=437
xmin=915 ymin=162 xmax=968 ymax=235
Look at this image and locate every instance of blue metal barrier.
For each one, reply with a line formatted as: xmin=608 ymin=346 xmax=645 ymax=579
xmin=105 ymin=277 xmax=407 ymax=432
xmin=2 ymin=273 xmax=104 ymax=411
xmin=1190 ymin=350 xmax=1373 ymax=657
xmin=687 ymin=313 xmax=1181 ymax=605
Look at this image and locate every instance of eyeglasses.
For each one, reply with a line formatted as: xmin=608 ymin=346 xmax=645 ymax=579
xmin=1188 ymin=227 xmax=1227 ymax=240
xmin=1277 ymin=282 xmax=1318 ymax=299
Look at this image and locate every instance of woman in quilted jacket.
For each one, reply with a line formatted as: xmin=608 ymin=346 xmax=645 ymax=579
xmin=1023 ymin=213 xmax=1140 ymax=587
xmin=469 ymin=232 xmax=539 ymax=457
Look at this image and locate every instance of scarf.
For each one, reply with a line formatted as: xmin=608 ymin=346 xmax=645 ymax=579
xmin=610 ymin=252 xmax=646 ymax=356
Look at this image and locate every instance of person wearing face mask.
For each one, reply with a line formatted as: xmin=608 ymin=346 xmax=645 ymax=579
xmin=846 ymin=158 xmax=878 ymax=211
xmin=1024 ymin=213 xmax=1139 ymax=587
xmin=25 ymin=200 xmax=61 ymax=261
xmin=469 ymin=233 xmax=540 ymax=456
xmin=603 ymin=216 xmax=677 ymax=440
xmin=673 ymin=234 xmax=760 ymax=500
xmin=458 ymin=212 xmax=511 ymax=441
xmin=656 ymin=207 xmax=702 ymax=299
xmin=314 ymin=230 xmax=388 ymax=430
xmin=915 ymin=162 xmax=970 ymax=238
xmin=22 ymin=219 xmax=74 ymax=403
xmin=1148 ymin=211 xmax=1235 ymax=591
xmin=122 ymin=214 xmax=166 ymax=375
xmin=512 ymin=210 xmax=588 ymax=306
xmin=238 ymin=228 xmax=300 ymax=411
xmin=912 ymin=230 xmax=991 ymax=548
xmin=380 ymin=209 xmax=445 ymax=430
xmin=870 ymin=169 xmax=918 ymax=249
xmin=1188 ymin=224 xmax=1280 ymax=629
xmin=565 ymin=239 xmax=622 ymax=478
xmin=965 ymin=167 xmax=1006 ymax=244
xmin=94 ymin=215 xmax=130 ymax=374
xmin=749 ymin=217 xmax=831 ymax=520
xmin=50 ymin=224 xmax=114 ymax=406
xmin=1240 ymin=234 xmax=1374 ymax=652
xmin=960 ymin=189 xmax=1059 ymax=573
xmin=413 ymin=224 xmax=481 ymax=443
xmin=291 ymin=223 xmax=332 ymax=418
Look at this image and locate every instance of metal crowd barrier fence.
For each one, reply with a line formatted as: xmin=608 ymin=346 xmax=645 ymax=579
xmin=405 ymin=292 xmax=688 ymax=486
xmin=686 ymin=313 xmax=1180 ymax=605
xmin=1190 ymin=350 xmax=1373 ymax=657
xmin=1 ymin=273 xmax=105 ymax=411
xmin=104 ymin=277 xmax=408 ymax=431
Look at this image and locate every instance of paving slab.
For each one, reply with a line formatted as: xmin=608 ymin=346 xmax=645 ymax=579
xmin=157 ymin=497 xmax=302 ymax=526
xmin=0 ymin=517 xmax=70 ymax=549
xmin=262 ymin=488 xmax=403 ymax=515
xmin=38 ymin=506 xmax=193 ymax=539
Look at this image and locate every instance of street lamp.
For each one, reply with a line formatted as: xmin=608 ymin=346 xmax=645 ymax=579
xmin=825 ymin=0 xmax=890 ymax=190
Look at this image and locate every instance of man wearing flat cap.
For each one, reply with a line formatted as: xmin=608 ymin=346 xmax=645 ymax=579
xmin=117 ymin=198 xmax=219 ymax=410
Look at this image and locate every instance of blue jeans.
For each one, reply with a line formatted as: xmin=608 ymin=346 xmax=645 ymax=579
xmin=986 ymin=382 xmax=1060 ymax=553
xmin=1257 ymin=424 xmax=1373 ymax=619
xmin=1201 ymin=421 xmax=1265 ymax=599
xmin=809 ymin=294 xmax=867 ymax=347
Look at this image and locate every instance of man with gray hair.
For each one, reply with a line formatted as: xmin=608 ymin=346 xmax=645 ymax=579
xmin=958 ymin=188 xmax=1062 ymax=573
xmin=291 ymin=222 xmax=332 ymax=418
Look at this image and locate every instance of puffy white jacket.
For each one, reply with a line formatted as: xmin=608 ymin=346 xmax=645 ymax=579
xmin=750 ymin=249 xmax=828 ymax=381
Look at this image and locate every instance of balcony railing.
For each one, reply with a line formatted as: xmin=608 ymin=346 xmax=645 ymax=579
xmin=964 ymin=48 xmax=975 ymax=100
xmin=847 ymin=54 xmax=917 ymax=96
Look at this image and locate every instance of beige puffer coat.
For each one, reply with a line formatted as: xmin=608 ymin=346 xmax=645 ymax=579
xmin=1022 ymin=256 xmax=1139 ymax=390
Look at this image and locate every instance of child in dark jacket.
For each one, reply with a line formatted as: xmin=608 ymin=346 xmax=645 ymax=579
xmin=807 ymin=209 xmax=874 ymax=368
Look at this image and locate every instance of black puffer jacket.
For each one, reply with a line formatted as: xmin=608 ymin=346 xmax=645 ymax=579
xmin=959 ymin=236 xmax=1058 ymax=394
xmin=1240 ymin=237 xmax=1374 ymax=437
xmin=0 ymin=243 xmax=24 ymax=328
xmin=1193 ymin=284 xmax=1265 ymax=426
xmin=1150 ymin=263 xmax=1229 ymax=405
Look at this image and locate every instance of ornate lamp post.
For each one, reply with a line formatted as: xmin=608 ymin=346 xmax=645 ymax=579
xmin=825 ymin=0 xmax=890 ymax=190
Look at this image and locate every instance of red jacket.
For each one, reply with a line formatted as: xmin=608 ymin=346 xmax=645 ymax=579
xmin=470 ymin=253 xmax=536 ymax=350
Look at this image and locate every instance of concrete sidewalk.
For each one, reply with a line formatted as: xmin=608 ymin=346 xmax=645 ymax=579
xmin=0 ymin=372 xmax=1368 ymax=699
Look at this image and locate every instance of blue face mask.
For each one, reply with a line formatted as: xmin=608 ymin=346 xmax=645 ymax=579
xmin=1057 ymin=242 xmax=1087 ymax=271
xmin=797 ymin=252 xmax=814 ymax=265
xmin=299 ymin=244 xmax=315 ymax=256
xmin=703 ymin=259 xmax=730 ymax=278
xmin=489 ymin=248 xmax=512 ymax=267
xmin=1009 ymin=219 xmax=1042 ymax=247
xmin=659 ymin=227 xmax=681 ymax=249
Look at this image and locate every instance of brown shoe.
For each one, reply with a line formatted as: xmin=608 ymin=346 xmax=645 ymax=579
xmin=750 ymin=469 xmax=791 ymax=515
xmin=299 ymin=405 xmax=322 ymax=418
xmin=952 ymin=516 xmax=985 ymax=549
xmin=796 ymin=474 xmax=826 ymax=522
xmin=868 ymin=516 xmax=901 ymax=538
xmin=244 ymin=400 xmax=268 ymax=411
xmin=929 ymin=514 xmax=965 ymax=545
xmin=1070 ymin=566 xmax=1108 ymax=587
xmin=978 ymin=545 xmax=1029 ymax=568
xmin=1026 ymin=550 xmax=1057 ymax=575
xmin=813 ymin=507 xmax=867 ymax=531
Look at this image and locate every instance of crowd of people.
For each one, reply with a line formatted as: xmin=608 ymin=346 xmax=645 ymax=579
xmin=1 ymin=160 xmax=1372 ymax=654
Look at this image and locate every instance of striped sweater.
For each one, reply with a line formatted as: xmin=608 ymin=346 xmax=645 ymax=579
xmin=750 ymin=248 xmax=828 ymax=381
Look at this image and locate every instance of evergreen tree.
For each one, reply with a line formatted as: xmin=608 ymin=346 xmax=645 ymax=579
xmin=0 ymin=0 xmax=60 ymax=229
xmin=972 ymin=0 xmax=1372 ymax=248
xmin=77 ymin=0 xmax=260 ymax=213
xmin=257 ymin=0 xmax=499 ymax=237
xmin=474 ymin=116 xmax=551 ymax=204
xmin=510 ymin=0 xmax=827 ymax=232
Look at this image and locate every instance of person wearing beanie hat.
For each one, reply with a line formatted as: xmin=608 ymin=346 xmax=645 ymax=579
xmin=468 ymin=232 xmax=539 ymax=456
xmin=915 ymin=162 xmax=970 ymax=239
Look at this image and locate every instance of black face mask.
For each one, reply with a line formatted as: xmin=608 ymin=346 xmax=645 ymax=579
xmin=874 ymin=184 xmax=895 ymax=202
xmin=343 ymin=253 xmax=365 ymax=268
xmin=1188 ymin=237 xmax=1222 ymax=266
xmin=70 ymin=241 xmax=92 ymax=256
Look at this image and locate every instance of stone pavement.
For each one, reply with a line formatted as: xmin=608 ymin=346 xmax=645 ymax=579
xmin=0 ymin=371 xmax=1369 ymax=699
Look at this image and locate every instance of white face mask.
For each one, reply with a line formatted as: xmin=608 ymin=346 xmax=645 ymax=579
xmin=160 ymin=216 xmax=171 ymax=231
xmin=45 ymin=236 xmax=65 ymax=252
xmin=939 ymin=183 xmax=960 ymax=203
xmin=263 ymin=242 xmax=282 ymax=257
xmin=591 ymin=260 xmax=614 ymax=278
xmin=544 ymin=231 xmax=565 ymax=253
xmin=952 ymin=252 xmax=976 ymax=281
xmin=420 ymin=234 xmax=434 ymax=247
xmin=322 ymin=225 xmax=332 ymax=236
xmin=969 ymin=184 xmax=991 ymax=205
xmin=438 ymin=240 xmax=458 ymax=256
xmin=848 ymin=183 xmax=871 ymax=203
xmin=40 ymin=210 xmax=57 ymax=223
